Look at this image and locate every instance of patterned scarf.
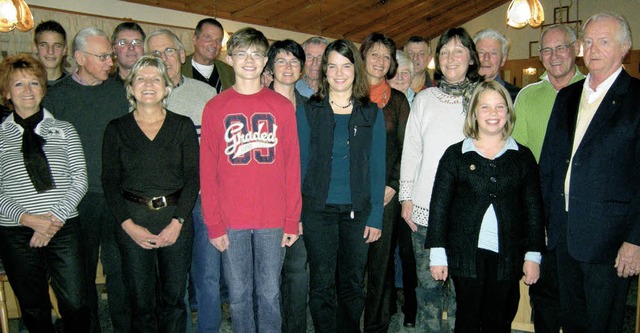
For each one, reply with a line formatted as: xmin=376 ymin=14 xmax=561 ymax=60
xmin=438 ymin=78 xmax=478 ymax=115
xmin=13 ymin=108 xmax=54 ymax=192
xmin=369 ymin=80 xmax=391 ymax=108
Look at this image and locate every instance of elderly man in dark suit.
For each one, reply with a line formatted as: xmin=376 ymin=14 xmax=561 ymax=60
xmin=539 ymin=12 xmax=639 ymax=332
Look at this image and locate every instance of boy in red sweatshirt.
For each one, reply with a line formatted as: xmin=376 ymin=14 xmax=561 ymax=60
xmin=199 ymin=27 xmax=301 ymax=332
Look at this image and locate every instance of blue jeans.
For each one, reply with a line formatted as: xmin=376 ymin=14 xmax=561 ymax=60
xmin=413 ymin=225 xmax=455 ymax=332
xmin=303 ymin=204 xmax=369 ymax=333
xmin=223 ymin=228 xmax=285 ymax=333
xmin=190 ymin=197 xmax=223 ymax=333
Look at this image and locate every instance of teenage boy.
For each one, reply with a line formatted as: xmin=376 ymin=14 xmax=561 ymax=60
xmin=33 ymin=20 xmax=68 ymax=86
xmin=199 ymin=27 xmax=301 ymax=333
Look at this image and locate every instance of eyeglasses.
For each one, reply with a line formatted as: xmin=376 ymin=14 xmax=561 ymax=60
xmin=274 ymin=58 xmax=302 ymax=67
xmin=306 ymin=55 xmax=322 ymax=64
xmin=116 ymin=39 xmax=144 ymax=48
xmin=540 ymin=42 xmax=575 ymax=56
xmin=81 ymin=50 xmax=115 ymax=62
xmin=149 ymin=48 xmax=179 ymax=58
xmin=231 ymin=51 xmax=265 ymax=60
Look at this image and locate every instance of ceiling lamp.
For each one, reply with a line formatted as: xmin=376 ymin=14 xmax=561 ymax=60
xmin=506 ymin=0 xmax=545 ymax=28
xmin=0 ymin=0 xmax=34 ymax=32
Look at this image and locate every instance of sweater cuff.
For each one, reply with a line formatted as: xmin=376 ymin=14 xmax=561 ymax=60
xmin=429 ymin=247 xmax=448 ymax=266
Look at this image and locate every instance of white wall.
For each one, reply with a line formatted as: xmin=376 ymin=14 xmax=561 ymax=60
xmin=460 ymin=0 xmax=640 ymax=59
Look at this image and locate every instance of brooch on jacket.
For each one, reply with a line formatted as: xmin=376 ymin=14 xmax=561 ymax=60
xmin=45 ymin=127 xmax=65 ymax=139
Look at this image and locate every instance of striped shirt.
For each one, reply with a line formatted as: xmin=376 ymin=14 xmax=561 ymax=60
xmin=0 ymin=109 xmax=87 ymax=227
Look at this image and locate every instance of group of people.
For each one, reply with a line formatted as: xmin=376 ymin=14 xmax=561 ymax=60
xmin=0 ymin=9 xmax=637 ymax=333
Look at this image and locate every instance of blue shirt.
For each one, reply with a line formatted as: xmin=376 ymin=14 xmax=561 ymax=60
xmin=327 ymin=114 xmax=352 ymax=204
xmin=295 ymin=77 xmax=315 ymax=98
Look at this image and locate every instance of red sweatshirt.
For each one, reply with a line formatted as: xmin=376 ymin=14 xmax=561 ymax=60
xmin=200 ymin=87 xmax=301 ymax=239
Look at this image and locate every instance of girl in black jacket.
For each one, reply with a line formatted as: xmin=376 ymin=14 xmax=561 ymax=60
xmin=426 ymin=80 xmax=544 ymax=333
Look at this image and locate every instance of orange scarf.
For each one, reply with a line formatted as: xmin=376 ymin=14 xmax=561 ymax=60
xmin=370 ymin=80 xmax=390 ymax=108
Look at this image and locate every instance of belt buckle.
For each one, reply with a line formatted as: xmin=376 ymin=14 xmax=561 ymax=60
xmin=148 ymin=196 xmax=167 ymax=210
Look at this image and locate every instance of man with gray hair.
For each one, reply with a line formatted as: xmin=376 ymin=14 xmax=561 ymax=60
xmin=473 ymin=28 xmax=520 ymax=101
xmin=146 ymin=29 xmax=219 ymax=333
xmin=295 ymin=36 xmax=328 ymax=98
xmin=512 ymin=23 xmax=584 ymax=333
xmin=539 ymin=12 xmax=640 ymax=331
xmin=42 ymin=27 xmax=130 ymax=333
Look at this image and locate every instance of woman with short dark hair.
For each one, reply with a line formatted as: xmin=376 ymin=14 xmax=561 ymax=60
xmin=399 ymin=27 xmax=483 ymax=332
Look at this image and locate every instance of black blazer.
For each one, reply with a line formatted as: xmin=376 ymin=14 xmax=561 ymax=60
xmin=539 ymin=70 xmax=640 ymax=264
xmin=426 ymin=141 xmax=545 ymax=281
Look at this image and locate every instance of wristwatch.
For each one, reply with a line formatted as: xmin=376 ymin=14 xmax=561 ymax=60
xmin=173 ymin=216 xmax=185 ymax=224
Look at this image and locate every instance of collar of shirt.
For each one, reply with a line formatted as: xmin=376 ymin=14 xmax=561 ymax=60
xmin=540 ymin=66 xmax=585 ymax=91
xmin=71 ymin=68 xmax=104 ymax=86
xmin=462 ymin=136 xmax=518 ymax=159
xmin=584 ymin=66 xmax=622 ymax=103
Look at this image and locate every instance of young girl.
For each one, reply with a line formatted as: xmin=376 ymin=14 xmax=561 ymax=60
xmin=426 ymin=80 xmax=545 ymax=332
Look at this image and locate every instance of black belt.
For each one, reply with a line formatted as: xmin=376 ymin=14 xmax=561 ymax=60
xmin=122 ymin=190 xmax=180 ymax=210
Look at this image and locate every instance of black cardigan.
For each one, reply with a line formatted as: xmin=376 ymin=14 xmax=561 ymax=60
xmin=425 ymin=140 xmax=545 ymax=281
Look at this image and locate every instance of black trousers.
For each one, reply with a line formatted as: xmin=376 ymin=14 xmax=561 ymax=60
xmin=555 ymin=228 xmax=630 ymax=333
xmin=451 ymin=249 xmax=520 ymax=333
xmin=529 ymin=248 xmax=562 ymax=333
xmin=77 ymin=192 xmax=131 ymax=333
xmin=117 ymin=200 xmax=193 ymax=333
xmin=365 ymin=195 xmax=415 ymax=332
xmin=0 ymin=219 xmax=90 ymax=333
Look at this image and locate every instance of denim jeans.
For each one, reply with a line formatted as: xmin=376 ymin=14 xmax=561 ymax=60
xmin=413 ymin=224 xmax=455 ymax=332
xmin=223 ymin=228 xmax=285 ymax=333
xmin=0 ymin=219 xmax=90 ymax=333
xmin=280 ymin=230 xmax=308 ymax=333
xmin=189 ymin=196 xmax=223 ymax=333
xmin=303 ymin=204 xmax=369 ymax=333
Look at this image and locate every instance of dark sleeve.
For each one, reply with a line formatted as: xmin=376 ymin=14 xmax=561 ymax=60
xmin=425 ymin=145 xmax=458 ymax=249
xmin=387 ymin=91 xmax=410 ymax=193
xmin=520 ymin=147 xmax=546 ymax=252
xmin=366 ymin=109 xmax=387 ymax=229
xmin=174 ymin=117 xmax=200 ymax=219
xmin=101 ymin=120 xmax=131 ymax=224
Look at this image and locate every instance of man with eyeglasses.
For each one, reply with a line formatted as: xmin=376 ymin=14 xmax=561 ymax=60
xmin=473 ymin=28 xmax=520 ymax=102
xmin=181 ymin=18 xmax=234 ymax=93
xmin=539 ymin=12 xmax=640 ymax=332
xmin=146 ymin=29 xmax=219 ymax=333
xmin=512 ymin=23 xmax=584 ymax=333
xmin=42 ymin=27 xmax=129 ymax=333
xmin=111 ymin=22 xmax=146 ymax=83
xmin=32 ymin=20 xmax=68 ymax=86
xmin=295 ymin=36 xmax=328 ymax=98
xmin=403 ymin=35 xmax=434 ymax=93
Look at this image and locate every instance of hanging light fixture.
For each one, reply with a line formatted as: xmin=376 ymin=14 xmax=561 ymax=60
xmin=0 ymin=0 xmax=33 ymax=32
xmin=506 ymin=0 xmax=545 ymax=28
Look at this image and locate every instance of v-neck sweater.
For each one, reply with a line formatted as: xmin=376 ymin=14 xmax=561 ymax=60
xmin=101 ymin=110 xmax=200 ymax=223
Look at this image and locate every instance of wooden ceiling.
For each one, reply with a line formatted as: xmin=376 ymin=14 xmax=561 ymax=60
xmin=123 ymin=0 xmax=510 ymax=45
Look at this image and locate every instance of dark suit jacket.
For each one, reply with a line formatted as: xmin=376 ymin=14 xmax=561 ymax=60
xmin=539 ymin=70 xmax=640 ymax=264
xmin=180 ymin=54 xmax=235 ymax=91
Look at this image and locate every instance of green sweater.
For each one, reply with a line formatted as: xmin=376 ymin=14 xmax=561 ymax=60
xmin=42 ymin=76 xmax=128 ymax=193
xmin=512 ymin=68 xmax=585 ymax=161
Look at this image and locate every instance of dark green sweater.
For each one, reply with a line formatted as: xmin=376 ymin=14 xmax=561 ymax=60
xmin=42 ymin=76 xmax=128 ymax=193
